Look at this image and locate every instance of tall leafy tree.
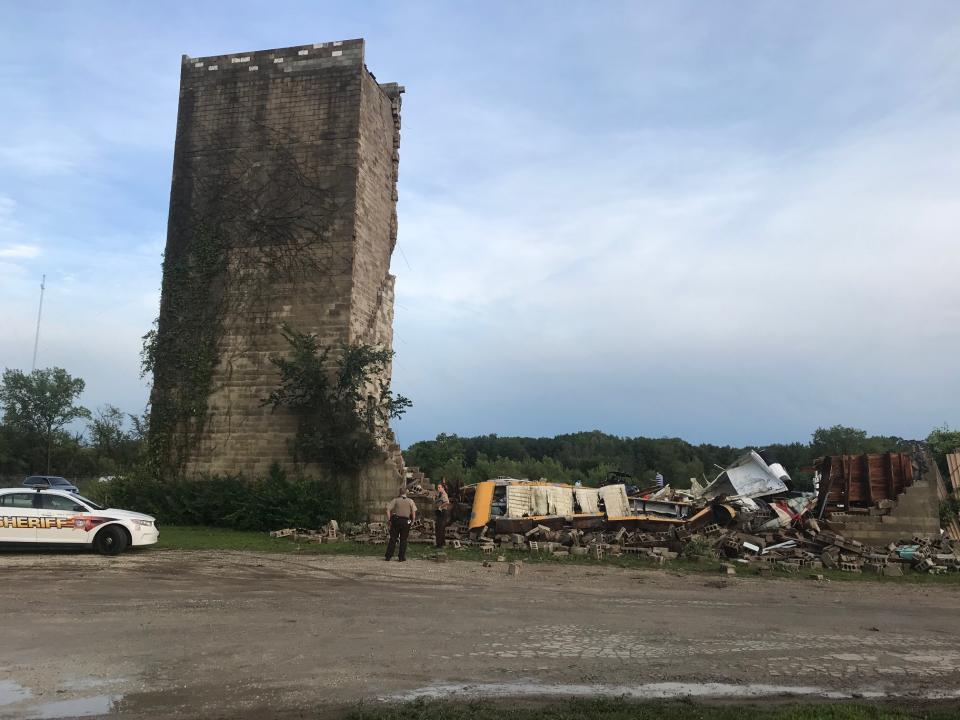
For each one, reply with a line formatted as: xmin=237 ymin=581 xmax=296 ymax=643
xmin=927 ymin=424 xmax=960 ymax=476
xmin=89 ymin=405 xmax=126 ymax=456
xmin=87 ymin=404 xmax=142 ymax=474
xmin=809 ymin=425 xmax=869 ymax=457
xmin=0 ymin=367 xmax=90 ymax=474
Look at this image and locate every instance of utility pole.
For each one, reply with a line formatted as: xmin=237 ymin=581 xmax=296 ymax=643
xmin=31 ymin=274 xmax=45 ymax=372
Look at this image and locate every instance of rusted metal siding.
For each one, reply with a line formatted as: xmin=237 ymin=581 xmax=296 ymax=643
xmin=814 ymin=452 xmax=913 ymax=508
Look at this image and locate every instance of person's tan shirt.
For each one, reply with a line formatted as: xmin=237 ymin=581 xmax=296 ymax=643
xmin=388 ymin=496 xmax=417 ymax=518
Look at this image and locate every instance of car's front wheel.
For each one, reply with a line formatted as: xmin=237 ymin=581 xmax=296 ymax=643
xmin=93 ymin=525 xmax=129 ymax=556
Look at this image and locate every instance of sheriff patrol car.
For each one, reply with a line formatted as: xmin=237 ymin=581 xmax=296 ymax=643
xmin=0 ymin=486 xmax=158 ymax=555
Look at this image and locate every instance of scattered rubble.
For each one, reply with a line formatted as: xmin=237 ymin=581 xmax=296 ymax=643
xmin=268 ymin=449 xmax=960 ymax=578
xmin=814 ymin=450 xmax=945 ymax=543
xmin=268 ymin=517 xmax=960 ymax=578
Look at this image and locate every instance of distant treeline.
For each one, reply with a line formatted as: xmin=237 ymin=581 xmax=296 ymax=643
xmin=403 ymin=426 xmax=956 ymax=492
xmin=3 ymin=366 xmax=959 ymax=502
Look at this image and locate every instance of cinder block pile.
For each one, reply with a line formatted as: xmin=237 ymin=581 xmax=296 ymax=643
xmin=272 ymin=518 xmax=959 ymax=576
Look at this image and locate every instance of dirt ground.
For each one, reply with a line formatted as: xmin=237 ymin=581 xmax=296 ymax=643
xmin=2 ymin=548 xmax=960 ymax=719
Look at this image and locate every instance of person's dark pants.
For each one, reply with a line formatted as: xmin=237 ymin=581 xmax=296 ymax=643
xmin=385 ymin=516 xmax=411 ymax=561
xmin=435 ymin=509 xmax=448 ymax=548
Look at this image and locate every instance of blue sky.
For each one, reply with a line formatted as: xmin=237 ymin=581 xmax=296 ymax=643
xmin=1 ymin=2 xmax=958 ymax=448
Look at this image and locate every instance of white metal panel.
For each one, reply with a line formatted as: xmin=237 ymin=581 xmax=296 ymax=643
xmin=599 ymin=484 xmax=630 ymax=517
xmin=702 ymin=450 xmax=789 ymax=499
xmin=505 ymin=485 xmax=533 ymax=518
xmin=547 ymin=486 xmax=574 ymax=516
xmin=531 ymin=486 xmax=550 ymax=516
xmin=575 ymin=488 xmax=600 ymax=514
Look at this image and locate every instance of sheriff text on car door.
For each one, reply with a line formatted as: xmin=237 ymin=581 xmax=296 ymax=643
xmin=0 ymin=492 xmax=40 ymax=543
xmin=36 ymin=492 xmax=90 ymax=544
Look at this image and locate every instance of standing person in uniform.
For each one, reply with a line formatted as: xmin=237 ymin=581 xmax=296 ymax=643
xmin=385 ymin=488 xmax=417 ymax=562
xmin=434 ymin=478 xmax=451 ymax=549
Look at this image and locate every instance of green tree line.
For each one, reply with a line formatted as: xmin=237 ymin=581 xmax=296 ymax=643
xmin=3 ymin=365 xmax=959 ymax=502
xmin=405 ymin=424 xmax=960 ymax=492
xmin=0 ymin=367 xmax=147 ymax=483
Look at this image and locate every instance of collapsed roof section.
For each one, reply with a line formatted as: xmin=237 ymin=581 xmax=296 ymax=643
xmin=700 ymin=450 xmax=791 ymax=500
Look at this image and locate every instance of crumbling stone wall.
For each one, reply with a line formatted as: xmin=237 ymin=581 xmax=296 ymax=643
xmin=151 ymin=39 xmax=405 ymax=517
xmin=828 ymin=463 xmax=941 ymax=544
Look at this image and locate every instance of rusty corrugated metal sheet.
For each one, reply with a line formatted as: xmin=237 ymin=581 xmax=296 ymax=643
xmin=814 ymin=452 xmax=913 ymax=509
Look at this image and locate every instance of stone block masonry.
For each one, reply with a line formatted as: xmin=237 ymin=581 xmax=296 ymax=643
xmin=828 ymin=478 xmax=940 ymax=545
xmin=150 ymin=39 xmax=405 ymax=517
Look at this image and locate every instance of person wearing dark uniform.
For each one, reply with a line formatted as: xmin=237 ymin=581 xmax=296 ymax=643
xmin=434 ymin=479 xmax=451 ymax=549
xmin=385 ymin=490 xmax=417 ymax=562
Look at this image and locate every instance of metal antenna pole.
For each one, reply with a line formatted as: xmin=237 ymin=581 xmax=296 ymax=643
xmin=31 ymin=274 xmax=45 ymax=372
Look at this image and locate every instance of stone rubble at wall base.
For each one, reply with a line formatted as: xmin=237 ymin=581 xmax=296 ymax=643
xmin=270 ymin=517 xmax=960 ymax=577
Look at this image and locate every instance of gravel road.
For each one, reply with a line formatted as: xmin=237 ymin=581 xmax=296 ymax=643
xmin=2 ymin=549 xmax=960 ymax=718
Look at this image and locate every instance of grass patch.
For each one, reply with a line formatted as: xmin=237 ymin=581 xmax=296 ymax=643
xmin=153 ymin=526 xmax=960 ymax=585
xmin=346 ymin=698 xmax=959 ymax=720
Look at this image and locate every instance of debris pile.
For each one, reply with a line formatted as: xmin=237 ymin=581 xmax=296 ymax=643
xmin=339 ymin=518 xmax=449 ymax=546
xmin=269 ymin=520 xmax=341 ymax=544
xmin=269 ymin=448 xmax=957 ymax=576
xmin=272 ymin=518 xmax=458 ymax=547
xmin=270 ymin=518 xmax=958 ymax=576
xmin=598 ymin=524 xmax=960 ymax=576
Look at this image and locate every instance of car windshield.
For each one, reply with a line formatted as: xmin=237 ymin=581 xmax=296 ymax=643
xmin=26 ymin=477 xmax=70 ymax=486
xmin=74 ymin=494 xmax=104 ymax=511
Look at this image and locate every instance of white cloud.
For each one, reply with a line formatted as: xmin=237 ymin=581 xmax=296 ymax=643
xmin=0 ymin=243 xmax=40 ymax=259
xmin=0 ymin=134 xmax=97 ymax=176
xmin=2 ymin=1 xmax=958 ymax=448
xmin=394 ymin=90 xmax=960 ymax=444
xmin=0 ymin=194 xmax=16 ymax=224
xmin=0 ymin=196 xmax=40 ymax=286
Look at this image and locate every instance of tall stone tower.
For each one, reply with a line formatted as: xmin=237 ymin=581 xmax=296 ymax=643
xmin=150 ymin=39 xmax=404 ymax=516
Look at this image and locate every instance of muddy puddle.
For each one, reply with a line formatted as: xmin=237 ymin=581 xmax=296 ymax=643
xmin=0 ymin=680 xmax=33 ymax=706
xmin=20 ymin=695 xmax=121 ymax=719
xmin=0 ymin=679 xmax=122 ymax=719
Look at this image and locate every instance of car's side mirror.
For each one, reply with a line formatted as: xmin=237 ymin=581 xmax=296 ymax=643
xmin=72 ymin=506 xmax=85 ymax=512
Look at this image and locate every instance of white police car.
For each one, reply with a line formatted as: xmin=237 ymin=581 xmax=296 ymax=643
xmin=0 ymin=485 xmax=158 ymax=555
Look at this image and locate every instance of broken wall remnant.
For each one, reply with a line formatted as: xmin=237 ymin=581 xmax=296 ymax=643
xmin=150 ymin=39 xmax=405 ymax=518
xmin=816 ymin=451 xmax=940 ymax=544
